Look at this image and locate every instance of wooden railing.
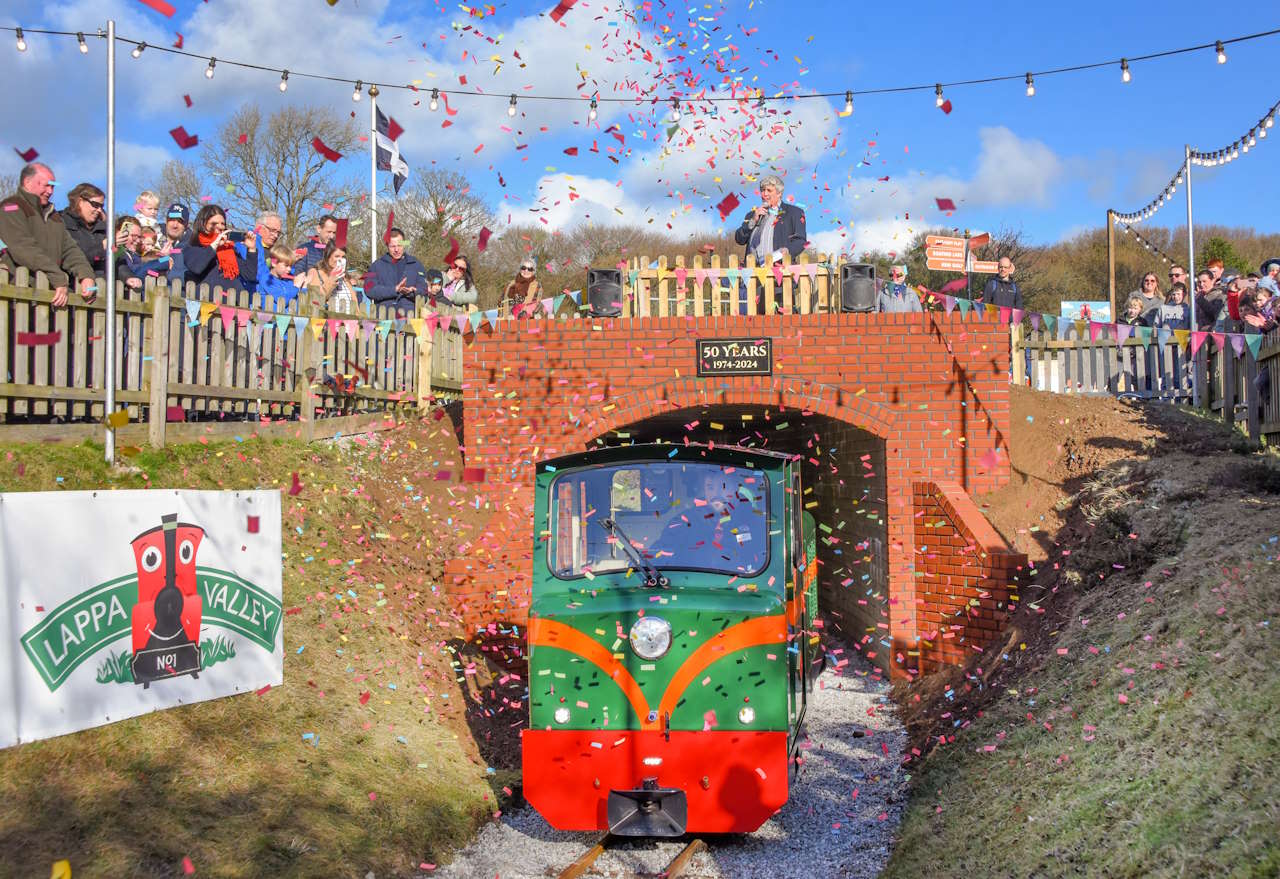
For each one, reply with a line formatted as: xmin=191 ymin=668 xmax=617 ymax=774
xmin=617 ymin=252 xmax=840 ymax=316
xmin=1012 ymin=323 xmax=1280 ymax=445
xmin=0 ymin=267 xmax=466 ymax=446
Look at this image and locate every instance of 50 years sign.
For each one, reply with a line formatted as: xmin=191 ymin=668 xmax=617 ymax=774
xmin=696 ymin=338 xmax=773 ymax=376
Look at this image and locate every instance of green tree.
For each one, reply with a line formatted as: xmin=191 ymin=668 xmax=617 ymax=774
xmin=1197 ymin=236 xmax=1249 ymax=274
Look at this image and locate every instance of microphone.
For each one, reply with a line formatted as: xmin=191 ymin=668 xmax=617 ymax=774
xmin=749 ymin=204 xmax=769 ymax=229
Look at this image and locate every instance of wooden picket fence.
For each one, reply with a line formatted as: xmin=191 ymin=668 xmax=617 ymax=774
xmin=0 ymin=267 xmax=465 ymax=446
xmin=1012 ymin=323 xmax=1280 ymax=445
xmin=618 ymin=252 xmax=840 ymax=316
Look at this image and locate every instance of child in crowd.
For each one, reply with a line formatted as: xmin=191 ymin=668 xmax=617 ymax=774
xmin=134 ymin=191 xmax=161 ymax=230
xmin=140 ymin=225 xmax=159 ymax=256
xmin=259 ymin=243 xmax=302 ymax=306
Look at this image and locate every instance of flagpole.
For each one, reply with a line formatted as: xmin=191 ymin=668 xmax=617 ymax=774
xmin=105 ymin=18 xmax=117 ymax=465
xmin=369 ymin=85 xmax=378 ymax=270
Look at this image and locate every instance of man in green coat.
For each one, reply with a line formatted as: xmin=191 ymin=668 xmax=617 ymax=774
xmin=0 ymin=163 xmax=98 ymax=308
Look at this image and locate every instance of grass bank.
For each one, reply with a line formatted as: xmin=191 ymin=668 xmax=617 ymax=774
xmin=0 ymin=418 xmax=505 ymax=878
xmin=884 ymin=391 xmax=1280 ymax=878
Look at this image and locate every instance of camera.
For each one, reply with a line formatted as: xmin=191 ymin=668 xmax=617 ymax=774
xmin=226 ymin=230 xmax=247 ymax=243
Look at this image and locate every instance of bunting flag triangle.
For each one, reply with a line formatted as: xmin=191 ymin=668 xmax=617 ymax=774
xmin=805 ymin=264 xmax=818 ymax=282
xmin=943 ymin=295 xmax=956 ymax=314
xmin=1156 ymin=325 xmax=1171 ymax=346
xmin=217 ymin=304 xmax=235 ymax=330
xmin=408 ymin=318 xmax=426 ymax=337
xmin=1114 ymin=323 xmax=1133 ymax=343
xmin=753 ymin=267 xmax=769 ymax=287
xmin=1244 ymin=332 xmax=1262 ymax=360
xmin=274 ymin=315 xmax=291 ymax=335
xmin=468 ymin=312 xmax=485 ymax=333
xmin=554 ymin=294 xmax=567 ymax=313
xmin=1072 ymin=319 xmax=1087 ymax=338
xmin=378 ymin=319 xmax=393 ymax=338
xmin=423 ymin=314 xmax=438 ymax=336
xmin=361 ymin=320 xmax=376 ymax=337
xmin=454 ymin=315 xmax=469 ymax=333
xmin=1229 ymin=332 xmax=1245 ymax=358
xmin=327 ymin=318 xmax=341 ymax=338
xmin=674 ymin=268 xmax=688 ymax=288
xmin=540 ymin=296 xmax=555 ymax=314
xmin=1029 ymin=312 xmax=1041 ymax=331
xmin=184 ymin=299 xmax=201 ymax=325
xmin=998 ymin=306 xmax=1012 ymax=325
xmin=628 ymin=270 xmax=640 ymax=291
xmin=568 ymin=290 xmax=582 ymax=305
xmin=236 ymin=308 xmax=252 ymax=329
xmin=309 ymin=317 xmax=326 ymax=340
xmin=1042 ymin=314 xmax=1057 ymax=336
xmin=293 ymin=316 xmax=309 ymax=335
xmin=1135 ymin=325 xmax=1152 ymax=349
xmin=1088 ymin=321 xmax=1105 ymax=342
xmin=1210 ymin=331 xmax=1225 ymax=350
xmin=771 ymin=263 xmax=785 ymax=286
xmin=484 ymin=308 xmax=500 ymax=330
xmin=1173 ymin=329 xmax=1189 ymax=349
xmin=694 ymin=268 xmax=707 ymax=288
xmin=956 ymin=297 xmax=971 ymax=316
xmin=1190 ymin=330 xmax=1210 ymax=356
xmin=725 ymin=268 xmax=740 ymax=285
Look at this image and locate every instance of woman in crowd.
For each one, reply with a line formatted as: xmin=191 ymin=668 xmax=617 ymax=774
xmin=504 ymin=258 xmax=541 ymax=317
xmin=1118 ymin=294 xmax=1150 ymax=328
xmin=182 ymin=205 xmax=257 ymax=292
xmin=1130 ymin=272 xmax=1163 ymax=323
xmin=441 ymin=254 xmax=479 ymax=309
xmin=1156 ymin=283 xmax=1191 ymax=330
xmin=62 ymin=182 xmax=109 ymax=277
xmin=113 ymin=216 xmax=173 ymax=290
xmin=301 ymin=242 xmax=358 ymax=312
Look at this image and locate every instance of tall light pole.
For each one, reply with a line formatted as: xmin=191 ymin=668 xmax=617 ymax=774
xmin=105 ymin=19 xmax=117 ymax=465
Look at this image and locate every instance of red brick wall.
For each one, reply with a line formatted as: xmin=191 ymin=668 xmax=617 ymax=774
xmin=907 ymin=480 xmax=1028 ymax=676
xmin=447 ymin=310 xmax=1016 ymax=678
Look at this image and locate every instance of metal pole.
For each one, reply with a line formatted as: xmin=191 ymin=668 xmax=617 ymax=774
xmin=104 ymin=19 xmax=116 ymax=465
xmin=1106 ymin=209 xmax=1116 ymax=318
xmin=1184 ymin=145 xmax=1199 ymax=407
xmin=369 ymin=85 xmax=378 ymax=268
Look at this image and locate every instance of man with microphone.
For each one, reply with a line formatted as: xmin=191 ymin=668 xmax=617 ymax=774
xmin=732 ymin=174 xmax=807 ymax=312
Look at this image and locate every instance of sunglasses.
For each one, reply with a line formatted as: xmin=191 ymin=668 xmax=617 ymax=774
xmin=452 ymin=264 xmax=466 ymax=271
xmin=520 ymin=266 xmax=535 ymax=272
xmin=87 ymin=200 xmax=105 ymax=210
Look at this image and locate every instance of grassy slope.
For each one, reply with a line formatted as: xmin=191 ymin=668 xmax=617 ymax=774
xmin=0 ymin=421 xmax=505 ymax=879
xmin=883 ymin=392 xmax=1280 ymax=879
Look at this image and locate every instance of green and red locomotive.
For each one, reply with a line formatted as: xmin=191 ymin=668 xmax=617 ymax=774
xmin=522 ymin=443 xmax=818 ymax=836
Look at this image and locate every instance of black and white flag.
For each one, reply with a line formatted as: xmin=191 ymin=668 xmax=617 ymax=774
xmin=375 ymin=107 xmax=410 ymax=195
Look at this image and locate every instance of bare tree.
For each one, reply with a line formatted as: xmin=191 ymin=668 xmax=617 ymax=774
xmin=201 ymin=103 xmax=362 ymax=244
xmin=0 ymin=173 xmax=16 ymax=198
xmin=150 ymin=159 xmax=204 ymax=214
xmin=387 ymin=170 xmax=494 ymax=266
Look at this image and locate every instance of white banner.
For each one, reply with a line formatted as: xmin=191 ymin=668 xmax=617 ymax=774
xmin=0 ymin=490 xmax=283 ymax=748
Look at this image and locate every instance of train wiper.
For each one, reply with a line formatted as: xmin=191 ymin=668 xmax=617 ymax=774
xmin=600 ymin=518 xmax=669 ymax=588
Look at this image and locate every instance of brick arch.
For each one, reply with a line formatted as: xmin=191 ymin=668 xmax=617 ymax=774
xmin=564 ymin=376 xmax=904 ymax=453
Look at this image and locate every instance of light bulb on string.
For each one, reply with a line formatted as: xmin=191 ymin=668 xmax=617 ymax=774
xmin=1266 ymin=113 xmax=1275 ymax=129
xmin=1216 ymin=40 xmax=1227 ymax=64
xmin=934 ymin=84 xmax=943 ymax=107
xmin=845 ymin=90 xmax=853 ymax=114
xmin=1025 ymin=72 xmax=1035 ymax=97
xmin=429 ymin=88 xmax=439 ymax=111
xmin=205 ymin=57 xmax=216 ymax=79
xmin=1120 ymin=59 xmax=1130 ymax=83
xmin=131 ymin=41 xmax=145 ymax=58
xmin=77 ymin=33 xmax=88 ymax=54
xmin=15 ymin=28 xmax=26 ymax=52
xmin=279 ymin=70 xmax=289 ymax=92
xmin=588 ymin=97 xmax=598 ymax=121
xmin=508 ymin=94 xmax=518 ymax=117
xmin=1248 ymin=130 xmax=1256 ymax=147
xmin=352 ymin=80 xmax=362 ymax=101
xmin=1260 ymin=126 xmax=1267 ymax=139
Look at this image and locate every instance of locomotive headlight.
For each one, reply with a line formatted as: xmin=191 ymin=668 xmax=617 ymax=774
xmin=554 ymin=707 xmax=571 ymax=725
xmin=738 ymin=706 xmax=756 ymax=725
xmin=629 ymin=616 xmax=672 ymax=660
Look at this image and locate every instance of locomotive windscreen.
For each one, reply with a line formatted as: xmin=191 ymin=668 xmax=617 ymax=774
xmin=547 ymin=461 xmax=769 ymax=579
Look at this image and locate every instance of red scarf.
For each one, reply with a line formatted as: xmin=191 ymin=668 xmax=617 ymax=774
xmin=197 ymin=230 xmax=239 ymax=281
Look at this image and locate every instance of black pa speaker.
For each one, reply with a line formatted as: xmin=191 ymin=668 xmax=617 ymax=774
xmin=839 ymin=263 xmax=877 ymax=313
xmin=587 ymin=268 xmax=624 ymax=317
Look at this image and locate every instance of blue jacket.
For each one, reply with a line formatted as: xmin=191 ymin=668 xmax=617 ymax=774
xmin=365 ymin=252 xmax=428 ymax=312
xmin=258 ymin=271 xmax=300 ymax=306
xmin=734 ymin=202 xmax=807 ymax=262
xmin=182 ymin=240 xmax=257 ymax=293
xmin=878 ymin=283 xmax=923 ymax=313
xmin=981 ymin=277 xmax=1023 ymax=309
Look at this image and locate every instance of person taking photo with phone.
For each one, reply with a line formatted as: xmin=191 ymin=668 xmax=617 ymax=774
xmin=182 ymin=205 xmax=258 ymax=293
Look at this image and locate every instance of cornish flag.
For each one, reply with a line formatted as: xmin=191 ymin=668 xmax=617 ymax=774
xmin=375 ymin=107 xmax=410 ymax=195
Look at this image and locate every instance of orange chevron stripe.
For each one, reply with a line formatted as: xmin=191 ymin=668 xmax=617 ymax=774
xmin=527 ymin=617 xmax=657 ymax=730
xmin=656 ymin=615 xmax=786 ymax=720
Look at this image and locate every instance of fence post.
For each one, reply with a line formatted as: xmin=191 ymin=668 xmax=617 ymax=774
xmin=417 ymin=303 xmax=435 ymax=411
xmin=1010 ymin=322 xmax=1026 ymax=386
xmin=297 ymin=307 xmax=319 ymax=441
xmin=147 ymin=286 xmax=170 ymax=448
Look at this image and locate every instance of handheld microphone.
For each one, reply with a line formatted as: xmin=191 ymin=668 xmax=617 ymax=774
xmin=750 ymin=204 xmax=769 ymax=229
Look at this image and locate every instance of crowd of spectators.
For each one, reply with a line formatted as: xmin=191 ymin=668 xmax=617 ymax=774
xmin=1112 ymin=257 xmax=1280 ymax=336
xmin=0 ymin=161 xmax=502 ymax=317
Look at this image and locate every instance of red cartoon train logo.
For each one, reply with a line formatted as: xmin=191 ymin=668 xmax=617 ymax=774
xmin=130 ymin=514 xmax=205 ymax=688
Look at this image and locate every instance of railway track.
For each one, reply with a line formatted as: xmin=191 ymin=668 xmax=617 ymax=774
xmin=557 ymin=835 xmax=706 ymax=879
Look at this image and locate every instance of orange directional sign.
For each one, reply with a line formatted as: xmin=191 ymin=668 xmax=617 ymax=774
xmin=926 ymin=257 xmax=967 ymax=272
xmin=970 ymin=259 xmax=999 ymax=274
xmin=925 ymin=235 xmax=965 ymax=249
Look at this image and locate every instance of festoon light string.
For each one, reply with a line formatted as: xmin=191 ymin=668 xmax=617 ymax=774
xmin=1113 ymin=95 xmax=1279 ymax=225
xmin=3 ymin=23 xmax=1280 ymax=119
xmin=1118 ymin=222 xmax=1178 ymax=267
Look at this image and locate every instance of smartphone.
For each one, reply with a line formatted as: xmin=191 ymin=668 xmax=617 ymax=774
xmin=226 ymin=230 xmax=247 ymax=243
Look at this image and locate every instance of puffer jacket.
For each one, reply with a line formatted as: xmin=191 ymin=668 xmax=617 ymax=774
xmin=61 ymin=210 xmax=108 ymax=275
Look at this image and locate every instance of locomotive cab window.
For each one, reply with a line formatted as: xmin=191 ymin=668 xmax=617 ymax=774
xmin=548 ymin=462 xmax=769 ymax=579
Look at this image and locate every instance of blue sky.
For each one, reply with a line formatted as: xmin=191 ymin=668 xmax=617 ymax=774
xmin=2 ymin=0 xmax=1278 ymax=256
